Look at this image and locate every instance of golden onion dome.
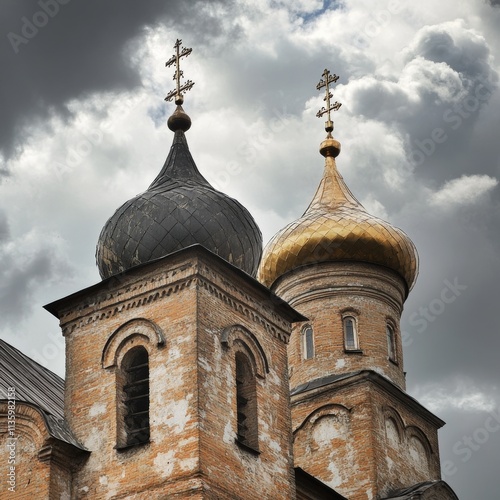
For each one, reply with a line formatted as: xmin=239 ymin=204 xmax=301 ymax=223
xmin=258 ymin=135 xmax=418 ymax=293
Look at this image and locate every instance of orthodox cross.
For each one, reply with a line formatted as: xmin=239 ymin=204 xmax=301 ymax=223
xmin=165 ymin=39 xmax=195 ymax=105
xmin=316 ymin=69 xmax=341 ymax=134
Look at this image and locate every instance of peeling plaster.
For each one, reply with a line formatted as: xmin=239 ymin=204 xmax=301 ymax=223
xmin=160 ymin=397 xmax=191 ymax=432
xmin=154 ymin=450 xmax=176 ymax=477
xmin=335 ymin=358 xmax=346 ymax=369
xmin=312 ymin=416 xmax=343 ymax=445
xmin=223 ymin=421 xmax=234 ymax=444
xmin=268 ymin=438 xmax=282 ymax=454
xmin=85 ymin=429 xmax=106 ymax=451
xmin=327 ymin=459 xmax=342 ymax=489
xmin=153 ymin=450 xmax=197 ymax=479
xmin=89 ymin=402 xmax=106 ymax=417
xmin=169 ymin=346 xmax=182 ymax=360
xmin=198 ymin=356 xmax=212 ymax=372
xmin=267 ymin=368 xmax=281 ymax=387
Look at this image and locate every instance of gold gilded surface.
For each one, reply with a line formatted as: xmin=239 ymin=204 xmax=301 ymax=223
xmin=316 ymin=68 xmax=342 ymax=134
xmin=258 ymin=155 xmax=418 ymax=291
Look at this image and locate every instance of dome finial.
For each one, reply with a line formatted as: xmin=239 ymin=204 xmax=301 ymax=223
xmin=165 ymin=39 xmax=195 ymax=132
xmin=316 ymin=69 xmax=342 ymax=157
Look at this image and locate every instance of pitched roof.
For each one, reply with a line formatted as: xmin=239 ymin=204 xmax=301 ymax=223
xmin=295 ymin=467 xmax=348 ymax=500
xmin=0 ymin=338 xmax=85 ymax=449
xmin=382 ymin=480 xmax=459 ymax=499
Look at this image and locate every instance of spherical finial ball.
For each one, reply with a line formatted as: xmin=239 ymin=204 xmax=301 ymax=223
xmin=319 ymin=137 xmax=341 ymax=158
xmin=168 ymin=105 xmax=192 ymax=132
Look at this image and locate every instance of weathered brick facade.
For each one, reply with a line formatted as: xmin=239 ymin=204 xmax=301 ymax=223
xmin=0 ymin=71 xmax=460 ymax=498
xmin=277 ymin=262 xmax=408 ymax=392
xmin=44 ymin=246 xmax=301 ymax=499
xmin=0 ymin=244 xmax=458 ymax=500
xmin=273 ymin=261 xmax=445 ymax=500
xmin=291 ymin=372 xmax=443 ymax=500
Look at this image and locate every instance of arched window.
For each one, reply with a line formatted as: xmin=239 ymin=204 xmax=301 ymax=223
xmin=387 ymin=324 xmax=397 ymax=362
xmin=235 ymin=352 xmax=258 ymax=451
xmin=302 ymin=324 xmax=314 ymax=359
xmin=343 ymin=316 xmax=359 ymax=350
xmin=121 ymin=346 xmax=150 ymax=447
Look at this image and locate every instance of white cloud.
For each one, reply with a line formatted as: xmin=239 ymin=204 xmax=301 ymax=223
xmin=360 ymin=194 xmax=388 ymax=219
xmin=413 ymin=379 xmax=497 ymax=413
xmin=430 ymin=174 xmax=498 ymax=208
xmin=404 ymin=19 xmax=491 ymax=79
xmin=2 ymin=3 xmax=500 ymax=497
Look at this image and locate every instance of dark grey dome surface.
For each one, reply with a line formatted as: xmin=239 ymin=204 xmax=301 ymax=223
xmin=96 ymin=130 xmax=262 ymax=278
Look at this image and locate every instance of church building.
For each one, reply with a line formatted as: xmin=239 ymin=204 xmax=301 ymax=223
xmin=0 ymin=41 xmax=459 ymax=499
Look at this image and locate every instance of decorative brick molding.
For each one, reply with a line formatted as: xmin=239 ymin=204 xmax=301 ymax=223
xmin=61 ymin=277 xmax=195 ymax=336
xmin=199 ymin=278 xmax=290 ymax=344
xmin=221 ymin=324 xmax=269 ymax=377
xmin=293 ymin=403 xmax=352 ymax=435
xmin=102 ymin=318 xmax=166 ymax=369
xmin=60 ymin=273 xmax=290 ymax=344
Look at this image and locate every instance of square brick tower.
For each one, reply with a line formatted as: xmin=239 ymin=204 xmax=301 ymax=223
xmin=46 ymin=246 xmax=303 ymax=499
xmin=44 ymin=40 xmax=307 ymax=497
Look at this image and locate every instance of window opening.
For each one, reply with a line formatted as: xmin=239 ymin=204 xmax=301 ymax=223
xmin=235 ymin=353 xmax=258 ymax=450
xmin=122 ymin=347 xmax=150 ymax=446
xmin=387 ymin=325 xmax=397 ymax=362
xmin=303 ymin=325 xmax=314 ymax=359
xmin=343 ymin=316 xmax=358 ymax=350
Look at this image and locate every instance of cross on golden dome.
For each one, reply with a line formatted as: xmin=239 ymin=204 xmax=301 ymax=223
xmin=165 ymin=39 xmax=195 ymax=105
xmin=316 ymin=69 xmax=342 ymax=136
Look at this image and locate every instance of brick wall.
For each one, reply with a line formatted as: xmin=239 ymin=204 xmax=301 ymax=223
xmin=50 ymin=247 xmax=298 ymax=499
xmin=275 ymin=262 xmax=408 ymax=393
xmin=274 ymin=261 xmax=443 ymax=500
xmin=0 ymin=404 xmax=52 ymax=499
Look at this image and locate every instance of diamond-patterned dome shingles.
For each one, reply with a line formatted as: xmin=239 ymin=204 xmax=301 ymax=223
xmin=258 ymin=152 xmax=418 ymax=292
xmin=96 ymin=128 xmax=262 ymax=279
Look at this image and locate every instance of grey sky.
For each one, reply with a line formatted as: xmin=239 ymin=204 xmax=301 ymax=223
xmin=1 ymin=1 xmax=499 ymax=498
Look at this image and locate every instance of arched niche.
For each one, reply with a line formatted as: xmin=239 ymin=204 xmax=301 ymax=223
xmin=382 ymin=406 xmax=405 ymax=447
xmin=102 ymin=318 xmax=165 ymax=369
xmin=220 ymin=324 xmax=269 ymax=378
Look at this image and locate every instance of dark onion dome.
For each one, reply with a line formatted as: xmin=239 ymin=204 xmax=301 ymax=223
xmin=258 ymin=136 xmax=418 ymax=294
xmin=96 ymin=104 xmax=262 ymax=279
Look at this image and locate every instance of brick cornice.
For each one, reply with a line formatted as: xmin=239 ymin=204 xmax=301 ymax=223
xmin=198 ymin=276 xmax=290 ymax=343
xmin=60 ymin=274 xmax=196 ymax=336
xmin=275 ymin=261 xmax=406 ymax=313
xmin=58 ymin=271 xmax=291 ymax=344
xmin=291 ymin=370 xmax=445 ymax=429
xmin=38 ymin=437 xmax=89 ymax=470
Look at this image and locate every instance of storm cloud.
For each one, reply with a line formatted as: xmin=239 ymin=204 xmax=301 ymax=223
xmin=1 ymin=1 xmax=499 ymax=498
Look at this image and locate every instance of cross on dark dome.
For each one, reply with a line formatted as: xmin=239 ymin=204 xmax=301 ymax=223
xmin=165 ymin=39 xmax=195 ymax=105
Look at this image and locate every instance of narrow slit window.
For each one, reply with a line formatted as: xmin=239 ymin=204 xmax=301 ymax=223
xmin=343 ymin=316 xmax=358 ymax=350
xmin=387 ymin=325 xmax=397 ymax=362
xmin=303 ymin=325 xmax=314 ymax=359
xmin=122 ymin=347 xmax=150 ymax=446
xmin=235 ymin=352 xmax=258 ymax=451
